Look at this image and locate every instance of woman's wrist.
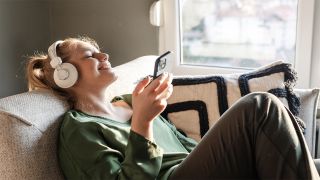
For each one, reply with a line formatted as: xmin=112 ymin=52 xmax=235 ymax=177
xmin=131 ymin=118 xmax=154 ymax=141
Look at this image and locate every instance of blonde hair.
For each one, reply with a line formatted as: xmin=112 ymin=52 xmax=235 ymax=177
xmin=26 ymin=36 xmax=100 ymax=106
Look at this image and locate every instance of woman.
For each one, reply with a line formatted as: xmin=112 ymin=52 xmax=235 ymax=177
xmin=26 ymin=37 xmax=319 ymax=179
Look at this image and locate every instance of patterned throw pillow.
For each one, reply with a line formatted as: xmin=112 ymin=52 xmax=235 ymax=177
xmin=161 ymin=61 xmax=301 ymax=142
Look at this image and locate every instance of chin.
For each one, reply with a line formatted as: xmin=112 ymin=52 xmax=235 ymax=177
xmin=111 ymin=70 xmax=118 ymax=82
xmin=111 ymin=74 xmax=118 ymax=83
xmin=104 ymin=71 xmax=118 ymax=86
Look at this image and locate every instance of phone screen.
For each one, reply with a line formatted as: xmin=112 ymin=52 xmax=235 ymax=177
xmin=153 ymin=51 xmax=172 ymax=79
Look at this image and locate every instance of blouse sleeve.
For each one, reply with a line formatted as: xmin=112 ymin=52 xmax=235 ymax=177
xmin=59 ymin=119 xmax=163 ymax=180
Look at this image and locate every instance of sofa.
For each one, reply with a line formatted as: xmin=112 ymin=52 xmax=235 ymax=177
xmin=0 ymin=56 xmax=320 ymax=179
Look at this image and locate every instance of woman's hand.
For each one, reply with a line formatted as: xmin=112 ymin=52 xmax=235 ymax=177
xmin=131 ymin=73 xmax=173 ymax=141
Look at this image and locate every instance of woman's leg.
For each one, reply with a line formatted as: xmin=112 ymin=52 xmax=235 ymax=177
xmin=170 ymin=92 xmax=318 ymax=180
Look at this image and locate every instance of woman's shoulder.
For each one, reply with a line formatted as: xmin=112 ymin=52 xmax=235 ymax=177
xmin=61 ymin=110 xmax=106 ymax=131
xmin=60 ymin=110 xmax=108 ymax=138
xmin=61 ymin=110 xmax=90 ymax=130
xmin=63 ymin=109 xmax=86 ymax=122
xmin=63 ymin=109 xmax=109 ymax=125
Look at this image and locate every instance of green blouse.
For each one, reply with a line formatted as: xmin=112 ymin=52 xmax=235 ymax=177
xmin=58 ymin=94 xmax=198 ymax=180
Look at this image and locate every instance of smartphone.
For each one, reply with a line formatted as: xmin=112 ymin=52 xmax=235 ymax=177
xmin=153 ymin=51 xmax=172 ymax=79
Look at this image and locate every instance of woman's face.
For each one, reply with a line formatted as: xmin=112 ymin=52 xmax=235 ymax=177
xmin=67 ymin=40 xmax=117 ymax=91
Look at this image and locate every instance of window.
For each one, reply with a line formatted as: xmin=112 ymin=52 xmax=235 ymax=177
xmin=182 ymin=0 xmax=298 ymax=69
xmin=160 ymin=0 xmax=317 ymax=88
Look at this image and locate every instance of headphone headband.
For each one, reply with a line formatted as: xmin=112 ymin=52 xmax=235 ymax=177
xmin=48 ymin=40 xmax=64 ymax=68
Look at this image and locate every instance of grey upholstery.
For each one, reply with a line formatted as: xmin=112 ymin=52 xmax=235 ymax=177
xmin=315 ymin=159 xmax=320 ymax=174
xmin=0 ymin=90 xmax=67 ymax=179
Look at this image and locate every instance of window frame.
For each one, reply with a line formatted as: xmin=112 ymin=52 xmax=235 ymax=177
xmin=159 ymin=0 xmax=316 ymax=89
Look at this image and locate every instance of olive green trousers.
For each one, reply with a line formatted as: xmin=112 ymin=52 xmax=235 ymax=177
xmin=170 ymin=92 xmax=319 ymax=179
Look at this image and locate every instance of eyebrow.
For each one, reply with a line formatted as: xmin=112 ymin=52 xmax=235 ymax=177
xmin=79 ymin=47 xmax=99 ymax=53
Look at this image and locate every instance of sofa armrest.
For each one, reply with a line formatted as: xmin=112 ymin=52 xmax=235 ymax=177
xmin=294 ymin=89 xmax=320 ymax=158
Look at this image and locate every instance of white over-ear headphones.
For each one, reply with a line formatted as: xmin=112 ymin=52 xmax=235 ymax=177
xmin=48 ymin=41 xmax=78 ymax=88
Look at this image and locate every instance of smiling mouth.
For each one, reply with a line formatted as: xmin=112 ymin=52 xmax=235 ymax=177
xmin=98 ymin=63 xmax=111 ymax=70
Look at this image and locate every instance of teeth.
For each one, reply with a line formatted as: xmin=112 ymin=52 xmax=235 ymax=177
xmin=98 ymin=63 xmax=111 ymax=70
xmin=99 ymin=64 xmax=110 ymax=70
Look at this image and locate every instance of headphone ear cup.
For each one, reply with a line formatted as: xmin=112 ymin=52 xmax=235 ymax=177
xmin=53 ymin=63 xmax=78 ymax=88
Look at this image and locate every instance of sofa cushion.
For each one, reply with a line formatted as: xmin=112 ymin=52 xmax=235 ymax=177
xmin=105 ymin=55 xmax=157 ymax=101
xmin=0 ymin=89 xmax=68 ymax=180
xmin=0 ymin=89 xmax=69 ymax=132
xmin=0 ymin=113 xmax=64 ymax=179
xmin=162 ymin=61 xmax=301 ymax=142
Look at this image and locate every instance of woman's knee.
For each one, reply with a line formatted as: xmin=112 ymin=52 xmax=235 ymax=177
xmin=222 ymin=92 xmax=287 ymax=127
xmin=238 ymin=92 xmax=286 ymax=117
xmin=242 ymin=92 xmax=283 ymax=107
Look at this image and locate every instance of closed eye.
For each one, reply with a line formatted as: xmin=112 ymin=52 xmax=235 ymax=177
xmin=83 ymin=53 xmax=93 ymax=59
xmin=83 ymin=50 xmax=99 ymax=59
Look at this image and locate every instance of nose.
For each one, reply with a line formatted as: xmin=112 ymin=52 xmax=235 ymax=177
xmin=97 ymin=53 xmax=109 ymax=62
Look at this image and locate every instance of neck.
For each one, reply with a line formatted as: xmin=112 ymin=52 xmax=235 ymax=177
xmin=73 ymin=90 xmax=111 ymax=115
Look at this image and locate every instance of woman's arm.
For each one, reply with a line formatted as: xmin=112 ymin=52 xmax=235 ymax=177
xmin=131 ymin=73 xmax=173 ymax=141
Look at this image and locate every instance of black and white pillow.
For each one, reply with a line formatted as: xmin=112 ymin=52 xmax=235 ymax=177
xmin=161 ymin=61 xmax=301 ymax=142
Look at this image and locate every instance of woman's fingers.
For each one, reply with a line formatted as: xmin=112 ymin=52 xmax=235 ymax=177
xmin=154 ymin=73 xmax=173 ymax=97
xmin=164 ymin=84 xmax=173 ymax=98
xmin=156 ymin=84 xmax=173 ymax=100
xmin=134 ymin=72 xmax=173 ymax=101
xmin=151 ymin=73 xmax=173 ymax=101
xmin=133 ymin=76 xmax=152 ymax=95
xmin=147 ymin=72 xmax=169 ymax=92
